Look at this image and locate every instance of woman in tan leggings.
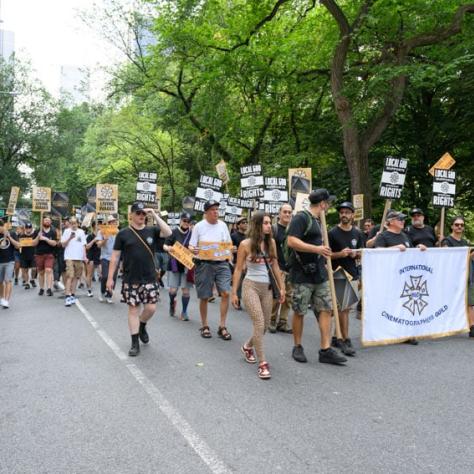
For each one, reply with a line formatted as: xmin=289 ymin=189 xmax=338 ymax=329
xmin=232 ymin=212 xmax=285 ymax=379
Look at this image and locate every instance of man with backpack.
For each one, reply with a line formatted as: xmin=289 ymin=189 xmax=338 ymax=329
xmin=287 ymin=189 xmax=347 ymax=365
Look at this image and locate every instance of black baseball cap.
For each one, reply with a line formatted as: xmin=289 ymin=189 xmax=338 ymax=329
xmin=308 ymin=188 xmax=336 ymax=205
xmin=25 ymin=222 xmax=33 ymax=228
xmin=410 ymin=208 xmax=424 ymax=216
xmin=337 ymin=201 xmax=355 ymax=212
xmin=131 ymin=202 xmax=146 ymax=213
xmin=386 ymin=210 xmax=407 ymax=221
xmin=181 ymin=212 xmax=192 ymax=220
xmin=204 ymin=200 xmax=220 ymax=211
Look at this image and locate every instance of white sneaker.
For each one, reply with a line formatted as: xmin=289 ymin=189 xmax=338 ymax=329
xmin=70 ymin=296 xmax=76 ymax=304
xmin=87 ymin=289 xmax=93 ymax=297
xmin=106 ymin=297 xmax=113 ymax=304
xmin=0 ymin=298 xmax=6 ymax=307
xmin=65 ymin=296 xmax=72 ymax=307
xmin=57 ymin=281 xmax=65 ymax=291
xmin=98 ymin=294 xmax=104 ymax=302
xmin=2 ymin=299 xmax=9 ymax=308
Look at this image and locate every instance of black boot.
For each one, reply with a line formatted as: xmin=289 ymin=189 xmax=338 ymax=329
xmin=139 ymin=322 xmax=149 ymax=344
xmin=128 ymin=334 xmax=140 ymax=356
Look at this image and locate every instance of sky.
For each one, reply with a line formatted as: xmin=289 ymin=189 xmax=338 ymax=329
xmin=1 ymin=0 xmax=124 ymax=99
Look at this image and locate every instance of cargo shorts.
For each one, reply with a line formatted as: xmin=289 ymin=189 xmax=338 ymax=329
xmin=292 ymin=281 xmax=332 ymax=316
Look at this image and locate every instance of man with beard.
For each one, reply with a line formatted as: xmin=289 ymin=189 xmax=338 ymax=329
xmin=32 ymin=216 xmax=58 ymax=296
xmin=328 ymin=202 xmax=364 ymax=356
xmin=405 ymin=208 xmax=437 ymax=248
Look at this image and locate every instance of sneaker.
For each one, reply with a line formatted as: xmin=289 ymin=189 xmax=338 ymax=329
xmin=24 ymin=283 xmax=31 ymax=290
xmin=38 ymin=288 xmax=45 ymax=296
xmin=78 ymin=283 xmax=84 ymax=289
xmin=469 ymin=326 xmax=474 ymax=338
xmin=139 ymin=324 xmax=149 ymax=344
xmin=333 ymin=338 xmax=356 ymax=357
xmin=180 ymin=313 xmax=189 ymax=321
xmin=46 ymin=289 xmax=53 ymax=297
xmin=57 ymin=281 xmax=65 ymax=291
xmin=30 ymin=280 xmax=37 ymax=288
xmin=2 ymin=300 xmax=9 ymax=309
xmin=292 ymin=344 xmax=307 ymax=363
xmin=106 ymin=296 xmax=113 ymax=304
xmin=241 ymin=344 xmax=257 ymax=364
xmin=319 ymin=347 xmax=347 ymax=365
xmin=403 ymin=338 xmax=419 ymax=345
xmin=53 ymin=282 xmax=59 ymax=290
xmin=70 ymin=295 xmax=76 ymax=305
xmin=65 ymin=296 xmax=72 ymax=307
xmin=87 ymin=289 xmax=93 ymax=297
xmin=98 ymin=293 xmax=104 ymax=302
xmin=258 ymin=361 xmax=271 ymax=379
xmin=0 ymin=298 xmax=5 ymax=307
xmin=277 ymin=324 xmax=293 ymax=334
xmin=269 ymin=324 xmax=277 ymax=334
xmin=128 ymin=341 xmax=140 ymax=357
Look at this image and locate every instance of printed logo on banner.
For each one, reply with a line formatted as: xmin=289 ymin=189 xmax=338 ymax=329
xmin=400 ymin=275 xmax=429 ymax=316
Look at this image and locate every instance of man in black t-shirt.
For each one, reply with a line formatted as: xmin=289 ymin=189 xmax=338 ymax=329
xmin=108 ymin=202 xmax=172 ymax=357
xmin=405 ymin=208 xmax=437 ymax=248
xmin=0 ymin=220 xmax=20 ymax=309
xmin=287 ymin=189 xmax=347 ymax=366
xmin=329 ymin=202 xmax=364 ymax=356
xmin=270 ymin=203 xmax=293 ymax=333
xmin=18 ymin=222 xmax=37 ymax=289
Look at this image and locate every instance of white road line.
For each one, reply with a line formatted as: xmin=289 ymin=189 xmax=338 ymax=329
xmin=75 ymin=300 xmax=232 ymax=474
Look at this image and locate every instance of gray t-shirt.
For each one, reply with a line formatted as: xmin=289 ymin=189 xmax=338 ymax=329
xmin=96 ymin=231 xmax=116 ymax=261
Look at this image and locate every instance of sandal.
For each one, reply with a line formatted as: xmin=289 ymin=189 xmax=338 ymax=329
xmin=258 ymin=361 xmax=271 ymax=380
xmin=200 ymin=326 xmax=212 ymax=338
xmin=241 ymin=344 xmax=256 ymax=364
xmin=217 ymin=326 xmax=232 ymax=341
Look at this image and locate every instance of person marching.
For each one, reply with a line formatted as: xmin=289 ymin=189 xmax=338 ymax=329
xmin=32 ymin=216 xmax=57 ymax=296
xmin=230 ymin=216 xmax=248 ymax=309
xmin=287 ymin=189 xmax=347 ymax=365
xmin=96 ymin=215 xmax=119 ymax=303
xmin=189 ymin=200 xmax=233 ymax=340
xmin=107 ymin=203 xmax=172 ymax=357
xmin=328 ymin=202 xmax=364 ymax=356
xmin=441 ymin=216 xmax=474 ymax=337
xmin=61 ymin=217 xmax=87 ymax=306
xmin=18 ymin=223 xmax=37 ymax=289
xmin=232 ymin=212 xmax=285 ymax=379
xmin=269 ymin=203 xmax=293 ymax=333
xmin=85 ymin=222 xmax=101 ymax=297
xmin=163 ymin=212 xmax=194 ymax=320
xmin=0 ymin=220 xmax=20 ymax=309
xmin=405 ymin=208 xmax=437 ymax=248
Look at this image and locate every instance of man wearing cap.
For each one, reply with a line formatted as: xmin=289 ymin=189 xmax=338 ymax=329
xmin=287 ymin=189 xmax=347 ymax=365
xmin=17 ymin=223 xmax=37 ymax=290
xmin=270 ymin=203 xmax=294 ymax=333
xmin=328 ymin=202 xmax=365 ymax=356
xmin=96 ymin=215 xmax=119 ymax=303
xmin=163 ymin=212 xmax=193 ymax=320
xmin=405 ymin=208 xmax=437 ymax=248
xmin=107 ymin=203 xmax=172 ymax=356
xmin=189 ymin=200 xmax=233 ymax=340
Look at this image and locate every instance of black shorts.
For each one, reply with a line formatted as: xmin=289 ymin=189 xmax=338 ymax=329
xmin=20 ymin=256 xmax=36 ymax=269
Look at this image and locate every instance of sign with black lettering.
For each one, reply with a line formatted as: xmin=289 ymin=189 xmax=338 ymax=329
xmin=32 ymin=186 xmax=51 ymax=212
xmin=167 ymin=212 xmax=181 ymax=228
xmin=136 ymin=171 xmax=158 ymax=204
xmin=6 ymin=187 xmax=20 ymax=216
xmin=96 ymin=184 xmax=118 ymax=213
xmin=240 ymin=165 xmax=264 ymax=201
xmin=378 ymin=157 xmax=408 ymax=199
xmin=224 ymin=196 xmax=243 ymax=222
xmin=194 ymin=175 xmax=224 ymax=213
xmin=432 ymin=169 xmax=456 ymax=208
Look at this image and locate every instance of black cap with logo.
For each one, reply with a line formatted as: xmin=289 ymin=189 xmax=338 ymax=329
xmin=131 ymin=202 xmax=146 ymax=213
xmin=204 ymin=200 xmax=220 ymax=211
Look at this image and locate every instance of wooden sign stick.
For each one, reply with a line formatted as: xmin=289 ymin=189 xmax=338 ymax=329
xmin=380 ymin=199 xmax=392 ymax=229
xmin=319 ymin=208 xmax=342 ymax=340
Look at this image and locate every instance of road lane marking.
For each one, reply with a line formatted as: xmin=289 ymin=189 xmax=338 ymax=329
xmin=75 ymin=300 xmax=232 ymax=474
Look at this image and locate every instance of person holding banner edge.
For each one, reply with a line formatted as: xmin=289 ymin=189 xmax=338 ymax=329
xmin=107 ymin=203 xmax=172 ymax=356
xmin=287 ymin=189 xmax=347 ymax=366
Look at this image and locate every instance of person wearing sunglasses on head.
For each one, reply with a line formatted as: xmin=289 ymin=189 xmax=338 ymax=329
xmin=107 ymin=202 xmax=172 ymax=357
xmin=441 ymin=216 xmax=474 ymax=337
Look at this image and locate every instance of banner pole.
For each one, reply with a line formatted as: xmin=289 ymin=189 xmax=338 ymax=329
xmin=320 ymin=208 xmax=342 ymax=340
xmin=380 ymin=199 xmax=392 ymax=229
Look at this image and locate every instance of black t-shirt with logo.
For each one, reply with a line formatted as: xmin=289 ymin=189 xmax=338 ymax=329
xmin=406 ymin=225 xmax=437 ymax=248
xmin=441 ymin=235 xmax=469 ymax=247
xmin=18 ymin=232 xmax=36 ymax=260
xmin=114 ymin=226 xmax=161 ymax=284
xmin=34 ymin=227 xmax=57 ymax=255
xmin=0 ymin=231 xmax=18 ymax=263
xmin=374 ymin=230 xmax=412 ymax=248
xmin=273 ymin=222 xmax=288 ymax=271
xmin=329 ymin=225 xmax=364 ymax=279
xmin=165 ymin=227 xmax=192 ymax=273
xmin=287 ymin=211 xmax=327 ymax=284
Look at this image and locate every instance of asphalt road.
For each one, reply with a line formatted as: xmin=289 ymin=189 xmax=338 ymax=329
xmin=1 ymin=279 xmax=474 ymax=474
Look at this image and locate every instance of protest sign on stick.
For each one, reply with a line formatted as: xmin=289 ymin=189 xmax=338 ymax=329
xmin=32 ymin=186 xmax=51 ymax=213
xmin=6 ymin=187 xmax=20 ymax=216
xmin=96 ymin=184 xmax=118 ymax=214
xmin=169 ymin=241 xmax=195 ymax=270
xmin=432 ymin=168 xmax=456 ymax=242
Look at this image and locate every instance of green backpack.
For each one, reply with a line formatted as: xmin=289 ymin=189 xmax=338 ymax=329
xmin=282 ymin=210 xmax=314 ymax=267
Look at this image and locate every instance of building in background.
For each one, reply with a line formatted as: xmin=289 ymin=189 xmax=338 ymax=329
xmin=0 ymin=28 xmax=14 ymax=60
xmin=59 ymin=65 xmax=90 ymax=105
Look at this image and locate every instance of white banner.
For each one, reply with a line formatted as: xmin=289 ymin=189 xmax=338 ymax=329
xmin=362 ymin=248 xmax=469 ymax=346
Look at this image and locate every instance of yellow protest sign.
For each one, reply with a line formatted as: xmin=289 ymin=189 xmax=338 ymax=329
xmin=352 ymin=194 xmax=364 ymax=221
xmin=19 ymin=237 xmax=35 ymax=247
xmin=96 ymin=184 xmax=118 ymax=213
xmin=429 ymin=152 xmax=455 ymax=176
xmin=169 ymin=241 xmax=195 ymax=270
xmin=32 ymin=186 xmax=51 ymax=212
xmin=197 ymin=241 xmax=233 ymax=261
xmin=6 ymin=187 xmax=20 ymax=216
xmin=98 ymin=224 xmax=119 ymax=238
xmin=215 ymin=160 xmax=230 ymax=185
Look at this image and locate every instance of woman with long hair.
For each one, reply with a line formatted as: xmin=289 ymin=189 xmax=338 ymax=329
xmin=232 ymin=212 xmax=285 ymax=379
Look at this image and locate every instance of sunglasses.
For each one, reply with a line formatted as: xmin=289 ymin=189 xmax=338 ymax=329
xmin=135 ymin=211 xmax=147 ymax=216
xmin=182 ymin=219 xmax=190 ymax=223
xmin=454 ymin=223 xmax=464 ymax=227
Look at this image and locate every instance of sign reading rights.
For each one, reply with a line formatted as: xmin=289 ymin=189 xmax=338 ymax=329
xmin=240 ymin=165 xmax=264 ymax=200
xmin=378 ymin=157 xmax=408 ymax=199
xmin=432 ymin=169 xmax=456 ymax=208
xmin=7 ymin=186 xmax=20 ymax=216
xmin=261 ymin=176 xmax=288 ymax=215
xmin=224 ymin=196 xmax=244 ymax=223
xmin=96 ymin=184 xmax=118 ymax=213
xmin=32 ymin=186 xmax=51 ymax=212
xmin=136 ymin=171 xmax=158 ymax=204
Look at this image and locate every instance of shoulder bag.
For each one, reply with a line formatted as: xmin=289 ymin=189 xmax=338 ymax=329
xmin=262 ymin=254 xmax=281 ymax=300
